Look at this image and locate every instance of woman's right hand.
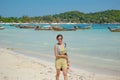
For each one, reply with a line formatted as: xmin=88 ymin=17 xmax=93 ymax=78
xmin=56 ymin=55 xmax=67 ymax=59
xmin=61 ymin=55 xmax=68 ymax=59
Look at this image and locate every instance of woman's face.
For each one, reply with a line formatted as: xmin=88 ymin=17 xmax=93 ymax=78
xmin=57 ymin=36 xmax=62 ymax=43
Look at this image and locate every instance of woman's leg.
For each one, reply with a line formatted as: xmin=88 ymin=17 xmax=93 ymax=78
xmin=62 ymin=68 xmax=68 ymax=80
xmin=56 ymin=69 xmax=60 ymax=80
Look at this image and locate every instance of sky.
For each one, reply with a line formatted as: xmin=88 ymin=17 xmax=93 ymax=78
xmin=0 ymin=0 xmax=120 ymax=17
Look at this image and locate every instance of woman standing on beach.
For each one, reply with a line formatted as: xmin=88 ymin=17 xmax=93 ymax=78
xmin=54 ymin=34 xmax=69 ymax=80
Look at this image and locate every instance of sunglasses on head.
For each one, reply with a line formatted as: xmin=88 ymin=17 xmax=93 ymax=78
xmin=57 ymin=37 xmax=62 ymax=40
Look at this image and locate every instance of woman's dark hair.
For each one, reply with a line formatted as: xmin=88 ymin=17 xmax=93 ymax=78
xmin=56 ymin=34 xmax=63 ymax=40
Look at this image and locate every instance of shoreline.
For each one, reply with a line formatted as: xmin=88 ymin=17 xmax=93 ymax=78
xmin=0 ymin=22 xmax=120 ymax=25
xmin=0 ymin=47 xmax=120 ymax=80
xmin=5 ymin=46 xmax=120 ymax=77
xmin=7 ymin=47 xmax=120 ymax=77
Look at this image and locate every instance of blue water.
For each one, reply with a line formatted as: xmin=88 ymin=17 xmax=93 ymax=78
xmin=0 ymin=23 xmax=120 ymax=76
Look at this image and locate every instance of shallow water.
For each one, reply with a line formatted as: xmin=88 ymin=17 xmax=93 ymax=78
xmin=0 ymin=23 xmax=120 ymax=76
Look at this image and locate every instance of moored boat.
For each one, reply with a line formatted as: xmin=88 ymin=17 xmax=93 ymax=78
xmin=77 ymin=25 xmax=91 ymax=30
xmin=0 ymin=26 xmax=5 ymax=30
xmin=19 ymin=26 xmax=35 ymax=29
xmin=52 ymin=27 xmax=65 ymax=31
xmin=108 ymin=27 xmax=120 ymax=32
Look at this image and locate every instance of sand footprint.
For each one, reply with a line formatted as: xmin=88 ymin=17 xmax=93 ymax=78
xmin=78 ymin=75 xmax=86 ymax=80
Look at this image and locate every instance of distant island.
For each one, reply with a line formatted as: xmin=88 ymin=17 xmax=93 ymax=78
xmin=0 ymin=10 xmax=120 ymax=23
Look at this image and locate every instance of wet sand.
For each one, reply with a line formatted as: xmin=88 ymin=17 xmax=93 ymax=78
xmin=0 ymin=48 xmax=119 ymax=80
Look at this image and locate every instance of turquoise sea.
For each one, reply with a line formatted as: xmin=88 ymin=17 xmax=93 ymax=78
xmin=0 ymin=23 xmax=120 ymax=76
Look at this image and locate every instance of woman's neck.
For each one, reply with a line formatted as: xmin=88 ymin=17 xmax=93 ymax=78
xmin=58 ymin=42 xmax=62 ymax=45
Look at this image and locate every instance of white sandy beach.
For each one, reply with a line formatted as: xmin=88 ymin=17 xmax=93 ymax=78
xmin=0 ymin=48 xmax=120 ymax=80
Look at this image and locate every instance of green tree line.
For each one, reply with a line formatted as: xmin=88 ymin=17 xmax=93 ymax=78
xmin=0 ymin=10 xmax=120 ymax=23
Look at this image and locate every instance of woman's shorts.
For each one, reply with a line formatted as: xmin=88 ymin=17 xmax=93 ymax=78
xmin=55 ymin=58 xmax=67 ymax=69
